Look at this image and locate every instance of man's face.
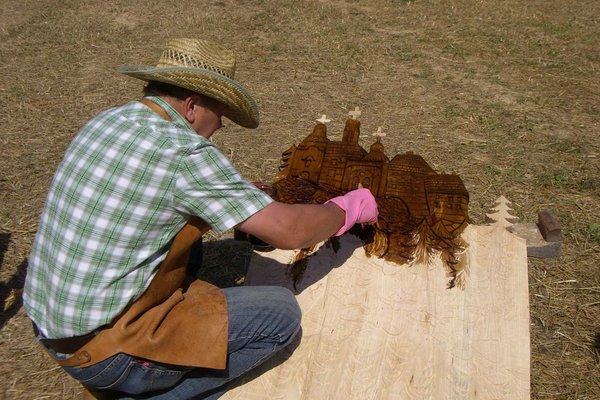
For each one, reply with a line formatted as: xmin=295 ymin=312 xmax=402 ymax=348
xmin=191 ymin=101 xmax=228 ymax=139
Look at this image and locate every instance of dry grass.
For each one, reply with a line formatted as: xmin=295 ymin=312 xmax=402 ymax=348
xmin=0 ymin=0 xmax=598 ymax=398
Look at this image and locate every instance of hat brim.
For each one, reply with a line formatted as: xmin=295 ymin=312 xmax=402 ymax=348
xmin=118 ymin=65 xmax=259 ymax=129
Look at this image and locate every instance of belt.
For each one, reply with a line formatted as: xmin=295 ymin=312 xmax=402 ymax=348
xmin=34 ymin=323 xmax=99 ymax=355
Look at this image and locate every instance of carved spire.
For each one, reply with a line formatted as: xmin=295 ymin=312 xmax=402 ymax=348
xmin=366 ymin=126 xmax=387 ymax=161
xmin=342 ymin=117 xmax=360 ymax=144
xmin=373 ymin=126 xmax=386 ymax=138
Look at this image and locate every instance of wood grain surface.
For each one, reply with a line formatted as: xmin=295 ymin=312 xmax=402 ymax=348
xmin=223 ymin=221 xmax=530 ymax=400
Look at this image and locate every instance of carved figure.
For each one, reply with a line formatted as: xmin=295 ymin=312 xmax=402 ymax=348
xmin=271 ymin=110 xmax=470 ymax=289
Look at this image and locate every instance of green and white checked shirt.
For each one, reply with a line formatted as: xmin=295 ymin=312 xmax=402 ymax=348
xmin=24 ymin=96 xmax=272 ymax=338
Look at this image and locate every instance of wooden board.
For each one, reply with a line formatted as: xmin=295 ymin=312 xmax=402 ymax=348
xmin=222 ymin=222 xmax=530 ymax=400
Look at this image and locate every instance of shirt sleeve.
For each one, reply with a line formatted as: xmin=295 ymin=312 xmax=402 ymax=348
xmin=173 ymin=142 xmax=273 ymax=234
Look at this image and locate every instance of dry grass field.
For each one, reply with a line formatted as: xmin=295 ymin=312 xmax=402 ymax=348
xmin=1 ymin=0 xmax=599 ymax=398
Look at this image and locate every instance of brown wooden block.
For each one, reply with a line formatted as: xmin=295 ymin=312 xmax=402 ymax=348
xmin=537 ymin=210 xmax=562 ymax=242
xmin=509 ymin=222 xmax=561 ymax=259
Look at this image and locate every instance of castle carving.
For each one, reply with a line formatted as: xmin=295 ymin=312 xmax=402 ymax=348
xmin=269 ymin=112 xmax=471 ymax=289
xmin=275 ymin=117 xmax=469 ymax=236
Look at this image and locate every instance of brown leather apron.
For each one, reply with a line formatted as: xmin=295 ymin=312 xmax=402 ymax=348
xmin=38 ymin=99 xmax=229 ymax=370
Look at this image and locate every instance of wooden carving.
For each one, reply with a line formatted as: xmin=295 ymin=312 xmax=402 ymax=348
xmin=270 ymin=110 xmax=470 ymax=289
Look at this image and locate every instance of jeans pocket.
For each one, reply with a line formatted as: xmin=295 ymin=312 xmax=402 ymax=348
xmin=116 ymin=360 xmax=192 ymax=394
xmin=65 ymin=353 xmax=134 ymax=390
xmin=65 ymin=354 xmax=192 ymax=394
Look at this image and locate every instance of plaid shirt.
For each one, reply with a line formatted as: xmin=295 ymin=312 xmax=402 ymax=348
xmin=24 ymin=96 xmax=272 ymax=338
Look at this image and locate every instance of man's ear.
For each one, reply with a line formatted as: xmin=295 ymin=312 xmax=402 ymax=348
xmin=181 ymin=96 xmax=197 ymax=123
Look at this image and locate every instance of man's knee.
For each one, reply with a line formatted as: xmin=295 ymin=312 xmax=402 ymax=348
xmin=265 ymin=286 xmax=301 ymax=339
xmin=224 ymin=286 xmax=302 ymax=348
xmin=252 ymin=286 xmax=300 ymax=333
xmin=225 ymin=285 xmax=301 ymax=343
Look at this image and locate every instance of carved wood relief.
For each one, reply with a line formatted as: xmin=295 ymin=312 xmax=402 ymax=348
xmin=269 ymin=110 xmax=471 ymax=289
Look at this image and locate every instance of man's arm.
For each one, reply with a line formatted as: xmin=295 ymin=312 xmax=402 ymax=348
xmin=236 ymin=201 xmax=345 ymax=250
xmin=236 ymin=188 xmax=378 ymax=250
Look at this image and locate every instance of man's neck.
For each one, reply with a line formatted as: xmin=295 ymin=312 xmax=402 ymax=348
xmin=157 ymin=95 xmax=186 ymax=117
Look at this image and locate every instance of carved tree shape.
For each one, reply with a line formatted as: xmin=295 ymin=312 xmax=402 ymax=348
xmin=486 ymin=195 xmax=519 ymax=229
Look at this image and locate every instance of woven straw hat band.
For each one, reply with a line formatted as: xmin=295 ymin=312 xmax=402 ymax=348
xmin=156 ymin=39 xmax=236 ymax=80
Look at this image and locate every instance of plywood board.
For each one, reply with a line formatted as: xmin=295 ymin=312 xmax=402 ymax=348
xmin=222 ymin=223 xmax=530 ymax=400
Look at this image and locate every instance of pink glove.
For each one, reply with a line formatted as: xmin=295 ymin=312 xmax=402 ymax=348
xmin=326 ymin=188 xmax=379 ymax=236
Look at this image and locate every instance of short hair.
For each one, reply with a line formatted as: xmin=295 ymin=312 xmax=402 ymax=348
xmin=143 ymin=81 xmax=214 ymax=107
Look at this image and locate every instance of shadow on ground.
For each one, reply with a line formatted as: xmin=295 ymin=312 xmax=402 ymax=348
xmin=0 ymin=232 xmax=28 ymax=330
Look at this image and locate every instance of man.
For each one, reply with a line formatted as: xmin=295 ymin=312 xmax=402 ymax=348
xmin=23 ymin=38 xmax=378 ymax=399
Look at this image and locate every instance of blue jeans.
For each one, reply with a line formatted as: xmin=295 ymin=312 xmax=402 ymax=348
xmin=55 ymin=286 xmax=301 ymax=399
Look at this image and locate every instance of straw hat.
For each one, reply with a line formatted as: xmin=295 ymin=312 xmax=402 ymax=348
xmin=118 ymin=38 xmax=259 ymax=128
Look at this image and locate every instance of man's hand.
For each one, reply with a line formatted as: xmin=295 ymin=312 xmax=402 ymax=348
xmin=326 ymin=188 xmax=379 ymax=236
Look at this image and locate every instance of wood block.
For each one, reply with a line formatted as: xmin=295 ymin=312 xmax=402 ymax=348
xmin=509 ymin=222 xmax=561 ymax=259
xmin=537 ymin=210 xmax=562 ymax=242
xmin=223 ymin=221 xmax=531 ymax=400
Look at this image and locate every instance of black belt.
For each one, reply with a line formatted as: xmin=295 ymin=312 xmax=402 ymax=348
xmin=33 ymin=323 xmax=99 ymax=355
